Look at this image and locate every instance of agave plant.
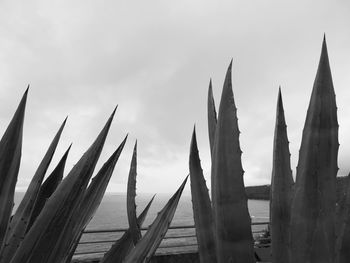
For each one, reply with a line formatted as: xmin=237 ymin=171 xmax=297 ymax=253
xmin=0 ymin=88 xmax=28 ymax=249
xmin=189 ymin=36 xmax=350 ymax=263
xmin=270 ymin=88 xmax=294 ymax=263
xmin=0 ymin=117 xmax=66 ymax=263
xmin=54 ymin=136 xmax=128 ymax=263
xmin=6 ymin=35 xmax=348 ymax=263
xmin=289 ymin=37 xmax=338 ymax=263
xmin=127 ymin=141 xmax=142 ymax=246
xmin=189 ymin=127 xmax=216 ymax=263
xmin=189 ymin=61 xmax=255 ymax=263
xmin=0 ymin=89 xmax=188 ymax=263
xmin=27 ymin=144 xmax=71 ymax=232
xmin=97 ymin=140 xmax=188 ymax=263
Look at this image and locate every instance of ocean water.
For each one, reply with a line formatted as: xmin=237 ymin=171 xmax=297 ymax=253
xmin=87 ymin=193 xmax=269 ymax=229
xmin=14 ymin=193 xmax=269 ymax=258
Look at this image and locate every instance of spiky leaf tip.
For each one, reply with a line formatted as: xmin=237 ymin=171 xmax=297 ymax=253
xmin=127 ymin=141 xmax=141 ymax=245
xmin=270 ymin=88 xmax=294 ymax=263
xmin=207 ymin=79 xmax=217 ymax=157
xmin=57 ymin=135 xmax=128 ymax=263
xmin=189 ymin=127 xmax=217 ymax=263
xmin=0 ymin=89 xmax=28 ymax=248
xmin=124 ymin=176 xmax=188 ymax=263
xmin=290 ymin=36 xmax=338 ymax=263
xmin=27 ymin=143 xmax=71 ymax=232
xmin=9 ymin=110 xmax=116 ymax=263
xmin=211 ymin=61 xmax=255 ymax=263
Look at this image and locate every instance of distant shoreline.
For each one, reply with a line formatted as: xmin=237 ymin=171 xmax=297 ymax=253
xmin=246 ymin=176 xmax=349 ymax=200
xmin=245 ymin=185 xmax=270 ymax=200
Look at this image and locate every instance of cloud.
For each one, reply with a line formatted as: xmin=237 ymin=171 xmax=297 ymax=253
xmin=1 ymin=0 xmax=350 ymax=193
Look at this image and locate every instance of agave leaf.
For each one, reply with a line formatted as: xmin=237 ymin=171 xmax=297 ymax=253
xmin=0 ymin=118 xmax=66 ymax=262
xmin=81 ymin=135 xmax=127 ymax=228
xmin=336 ymin=175 xmax=350 ymax=236
xmin=207 ymin=79 xmax=217 ymax=157
xmin=100 ymin=194 xmax=155 ymax=263
xmin=290 ymin=37 xmax=338 ymax=263
xmin=336 ymin=174 xmax=350 ymax=263
xmin=270 ymin=88 xmax=294 ymax=263
xmin=56 ymin=135 xmax=127 ymax=263
xmin=208 ymin=80 xmax=218 ymax=205
xmin=189 ymin=127 xmax=217 ymax=263
xmin=124 ymin=176 xmax=188 ymax=263
xmin=27 ymin=144 xmax=72 ymax=232
xmin=211 ymin=61 xmax=255 ymax=263
xmin=335 ymin=175 xmax=350 ymax=233
xmin=9 ymin=108 xmax=116 ymax=263
xmin=0 ymin=88 xmax=27 ymax=247
xmin=127 ymin=141 xmax=141 ymax=245
xmin=338 ymin=221 xmax=350 ymax=263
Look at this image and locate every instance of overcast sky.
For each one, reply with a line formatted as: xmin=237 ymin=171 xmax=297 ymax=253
xmin=0 ymin=0 xmax=350 ymax=194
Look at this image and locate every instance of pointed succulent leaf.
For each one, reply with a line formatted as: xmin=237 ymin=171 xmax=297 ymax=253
xmin=335 ymin=175 xmax=350 ymax=233
xmin=100 ymin=195 xmax=155 ymax=263
xmin=27 ymin=144 xmax=72 ymax=231
xmin=62 ymin=238 xmax=79 ymax=263
xmin=136 ymin=195 xmax=155 ymax=229
xmin=211 ymin=61 xmax=255 ymax=263
xmin=290 ymin=37 xmax=338 ymax=263
xmin=336 ymin=174 xmax=350 ymax=263
xmin=336 ymin=174 xmax=350 ymax=238
xmin=207 ymin=79 xmax=217 ymax=157
xmin=270 ymin=88 xmax=294 ymax=263
xmin=124 ymin=176 xmax=188 ymax=263
xmin=9 ymin=109 xmax=116 ymax=263
xmin=0 ymin=119 xmax=66 ymax=263
xmin=127 ymin=141 xmax=141 ymax=245
xmin=0 ymin=89 xmax=27 ymax=247
xmin=54 ymin=135 xmax=127 ymax=263
xmin=82 ymin=135 xmax=127 ymax=228
xmin=189 ymin=127 xmax=217 ymax=263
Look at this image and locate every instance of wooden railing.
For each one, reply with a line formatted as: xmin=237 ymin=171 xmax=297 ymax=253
xmin=73 ymin=221 xmax=270 ymax=260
